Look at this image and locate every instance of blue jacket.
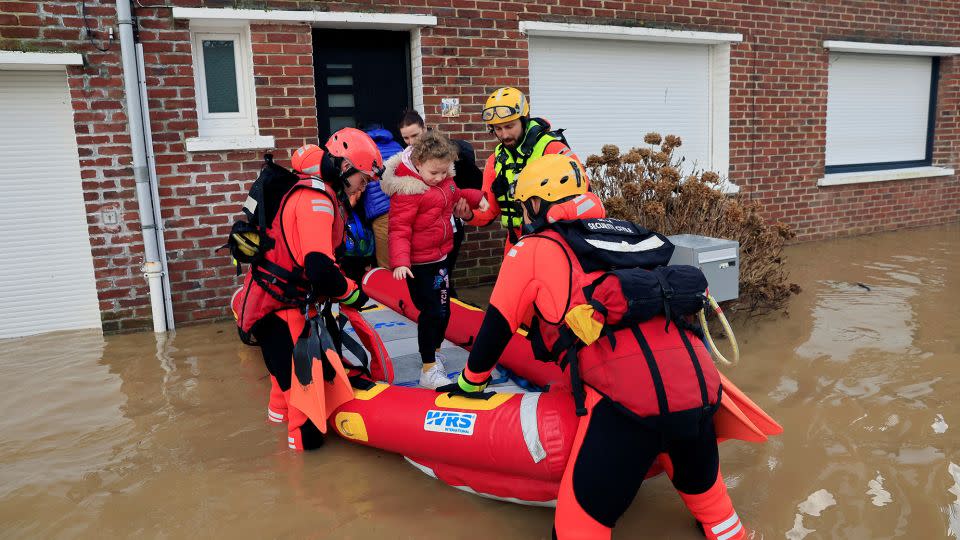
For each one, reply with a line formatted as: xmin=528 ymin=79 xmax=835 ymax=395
xmin=363 ymin=128 xmax=404 ymax=220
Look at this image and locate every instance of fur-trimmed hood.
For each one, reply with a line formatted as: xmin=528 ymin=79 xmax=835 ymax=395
xmin=379 ymin=147 xmax=456 ymax=197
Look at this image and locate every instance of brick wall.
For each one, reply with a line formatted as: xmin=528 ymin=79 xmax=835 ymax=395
xmin=2 ymin=0 xmax=959 ymax=331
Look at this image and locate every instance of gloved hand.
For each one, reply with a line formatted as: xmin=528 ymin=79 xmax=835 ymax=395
xmin=436 ymin=372 xmax=493 ymax=399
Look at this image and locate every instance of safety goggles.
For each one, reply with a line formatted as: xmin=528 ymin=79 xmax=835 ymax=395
xmin=481 ymin=105 xmax=522 ymax=122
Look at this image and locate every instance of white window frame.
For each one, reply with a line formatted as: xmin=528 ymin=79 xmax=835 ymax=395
xmin=187 ymin=24 xmax=273 ymax=151
xmin=174 ymin=9 xmax=439 ymax=152
xmin=520 ymin=22 xmax=741 ymax=193
xmin=818 ymin=40 xmax=960 ymax=187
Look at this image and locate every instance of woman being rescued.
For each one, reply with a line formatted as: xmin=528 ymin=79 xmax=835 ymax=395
xmin=439 ymin=154 xmax=746 ymax=540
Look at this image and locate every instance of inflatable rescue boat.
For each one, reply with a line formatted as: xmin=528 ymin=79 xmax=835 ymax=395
xmin=285 ymin=269 xmax=782 ymax=506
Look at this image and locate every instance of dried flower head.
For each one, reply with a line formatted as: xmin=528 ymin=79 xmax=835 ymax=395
xmin=642 ymin=200 xmax=666 ymax=218
xmin=660 ymin=166 xmax=680 ymax=182
xmin=622 ymin=150 xmax=642 ymax=164
xmin=600 ymin=144 xmax=620 ymax=159
xmin=644 ymin=132 xmax=662 ymax=145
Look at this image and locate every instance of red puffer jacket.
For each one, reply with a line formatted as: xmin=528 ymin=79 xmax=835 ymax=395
xmin=381 ymin=150 xmax=484 ymax=268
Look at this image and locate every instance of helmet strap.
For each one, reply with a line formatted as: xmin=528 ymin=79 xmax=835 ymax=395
xmin=521 ymin=198 xmax=550 ymax=235
xmin=319 ymin=145 xmax=345 ymax=190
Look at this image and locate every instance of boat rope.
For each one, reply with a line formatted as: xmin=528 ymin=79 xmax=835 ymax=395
xmin=697 ymin=293 xmax=740 ymax=366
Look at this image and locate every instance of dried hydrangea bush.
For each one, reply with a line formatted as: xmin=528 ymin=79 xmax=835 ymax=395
xmin=585 ymin=133 xmax=800 ymax=316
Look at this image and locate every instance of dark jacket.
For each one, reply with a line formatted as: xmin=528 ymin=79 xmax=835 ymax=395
xmin=451 ymin=138 xmax=483 ymax=190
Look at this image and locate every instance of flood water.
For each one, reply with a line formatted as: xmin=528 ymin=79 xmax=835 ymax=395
xmin=1 ymin=223 xmax=958 ymax=539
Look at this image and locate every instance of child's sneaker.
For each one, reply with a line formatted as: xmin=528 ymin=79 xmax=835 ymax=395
xmin=419 ymin=362 xmax=453 ymax=389
xmin=434 ymin=350 xmax=447 ymax=372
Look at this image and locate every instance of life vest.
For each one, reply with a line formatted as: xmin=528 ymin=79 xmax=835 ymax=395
xmin=235 ymin=177 xmax=346 ymax=339
xmin=524 ymin=226 xmax=721 ymax=426
xmin=492 ymin=118 xmax=567 ymax=230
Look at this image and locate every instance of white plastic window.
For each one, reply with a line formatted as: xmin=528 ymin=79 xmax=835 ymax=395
xmin=190 ymin=27 xmax=257 ymax=138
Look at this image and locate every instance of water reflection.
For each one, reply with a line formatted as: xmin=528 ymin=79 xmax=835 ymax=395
xmin=795 ymin=281 xmax=917 ymax=362
xmin=0 ymin=330 xmax=131 ymax=499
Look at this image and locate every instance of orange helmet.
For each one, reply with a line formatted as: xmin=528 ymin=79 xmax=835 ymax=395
xmin=325 ymin=127 xmax=384 ymax=179
xmin=291 ymin=143 xmax=326 ymax=176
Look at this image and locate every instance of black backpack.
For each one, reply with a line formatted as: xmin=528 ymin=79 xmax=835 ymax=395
xmin=537 ymin=218 xmax=710 ymax=329
xmin=224 ymin=154 xmax=300 ymax=273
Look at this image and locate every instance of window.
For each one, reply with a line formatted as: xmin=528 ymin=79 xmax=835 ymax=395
xmin=189 ymin=27 xmax=257 ymax=139
xmin=825 ymin=53 xmax=938 ymax=173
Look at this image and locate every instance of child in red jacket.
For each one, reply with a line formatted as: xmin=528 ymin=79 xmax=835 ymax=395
xmin=381 ymin=131 xmax=488 ymax=388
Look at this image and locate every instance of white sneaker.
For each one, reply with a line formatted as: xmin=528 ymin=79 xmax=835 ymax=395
xmin=419 ymin=362 xmax=452 ymax=389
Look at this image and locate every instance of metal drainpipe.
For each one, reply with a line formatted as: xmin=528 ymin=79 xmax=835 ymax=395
xmin=116 ymin=0 xmax=169 ymax=332
xmin=136 ymin=43 xmax=175 ymax=331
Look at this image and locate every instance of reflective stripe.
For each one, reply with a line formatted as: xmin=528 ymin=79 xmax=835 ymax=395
xmin=312 ymin=205 xmax=334 ymax=215
xmin=310 ymin=179 xmax=326 ymax=191
xmin=519 ymin=393 xmax=547 ymax=463
xmin=584 ymin=235 xmax=665 ymax=252
xmin=287 ymin=436 xmax=295 ymax=442
xmin=716 ymin=522 xmax=743 ymax=540
xmin=302 ymin=164 xmax=320 ymax=174
xmin=515 ymin=241 xmax=525 ymax=247
xmin=268 ymin=409 xmax=285 ymax=420
xmin=507 ymin=248 xmax=518 ymax=257
xmin=340 ymin=288 xmax=360 ymax=305
xmin=243 ymin=195 xmax=258 ymax=214
xmin=712 ymin=512 xmax=739 ymax=535
xmin=575 ymin=199 xmax=596 ymax=216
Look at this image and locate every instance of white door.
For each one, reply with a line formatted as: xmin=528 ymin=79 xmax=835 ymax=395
xmin=0 ymin=70 xmax=101 ymax=338
xmin=528 ymin=36 xmax=713 ymax=171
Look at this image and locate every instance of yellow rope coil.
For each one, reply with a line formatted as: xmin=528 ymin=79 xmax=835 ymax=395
xmin=697 ymin=294 xmax=740 ymax=366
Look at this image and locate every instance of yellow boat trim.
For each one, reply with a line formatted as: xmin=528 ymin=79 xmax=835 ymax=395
xmin=334 ymin=412 xmax=369 ymax=441
xmin=353 ymin=383 xmax=389 ymax=400
xmin=451 ymin=298 xmax=483 ymax=312
xmin=435 ymin=392 xmax=515 ymax=411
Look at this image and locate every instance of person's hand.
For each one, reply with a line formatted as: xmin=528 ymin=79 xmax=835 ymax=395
xmin=477 ymin=196 xmax=490 ymax=213
xmin=393 ymin=266 xmax=413 ymax=280
xmin=453 ymin=198 xmax=474 ymax=221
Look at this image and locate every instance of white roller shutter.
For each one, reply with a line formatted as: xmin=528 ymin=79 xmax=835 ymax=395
xmin=826 ymin=53 xmax=932 ymax=167
xmin=528 ymin=36 xmax=712 ymax=170
xmin=0 ymin=70 xmax=101 ymax=338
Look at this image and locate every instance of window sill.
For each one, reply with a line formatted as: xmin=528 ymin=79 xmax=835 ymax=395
xmin=817 ymin=166 xmax=955 ymax=187
xmin=185 ymin=135 xmax=275 ymax=153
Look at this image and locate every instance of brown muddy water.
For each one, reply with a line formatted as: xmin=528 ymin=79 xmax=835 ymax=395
xmin=1 ymin=223 xmax=958 ymax=539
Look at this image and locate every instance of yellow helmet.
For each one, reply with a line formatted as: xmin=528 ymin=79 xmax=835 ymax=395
xmin=481 ymin=87 xmax=529 ymax=125
xmin=513 ymin=154 xmax=588 ymax=204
